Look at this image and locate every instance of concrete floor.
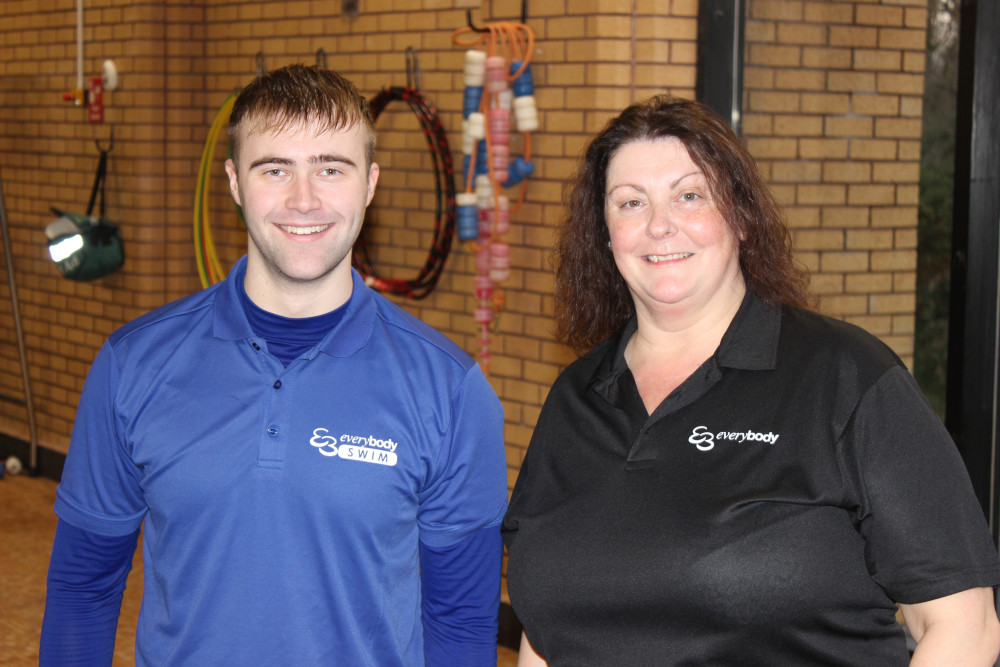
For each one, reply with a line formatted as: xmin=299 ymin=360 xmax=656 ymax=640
xmin=0 ymin=473 xmax=518 ymax=666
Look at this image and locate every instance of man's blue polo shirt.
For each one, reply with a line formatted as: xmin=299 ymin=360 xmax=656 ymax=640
xmin=54 ymin=256 xmax=508 ymax=665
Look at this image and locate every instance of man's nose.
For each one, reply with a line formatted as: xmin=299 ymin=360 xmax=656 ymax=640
xmin=287 ymin=177 xmax=321 ymax=213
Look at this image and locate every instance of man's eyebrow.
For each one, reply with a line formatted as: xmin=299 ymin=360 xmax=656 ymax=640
xmin=312 ymin=153 xmax=357 ymax=167
xmin=248 ymin=154 xmax=358 ymax=170
xmin=248 ymin=156 xmax=293 ymax=170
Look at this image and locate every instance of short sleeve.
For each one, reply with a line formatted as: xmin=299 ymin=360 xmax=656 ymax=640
xmin=54 ymin=342 xmax=147 ymax=536
xmin=418 ymin=363 xmax=508 ymax=547
xmin=844 ymin=365 xmax=1000 ymax=603
xmin=501 ymin=397 xmax=559 ymax=553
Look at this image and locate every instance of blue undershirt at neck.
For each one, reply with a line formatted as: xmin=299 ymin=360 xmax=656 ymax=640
xmin=237 ymin=279 xmax=348 ymax=367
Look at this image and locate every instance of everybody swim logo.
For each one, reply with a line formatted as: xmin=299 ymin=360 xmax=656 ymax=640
xmin=309 ymin=427 xmax=399 ymax=466
xmin=688 ymin=425 xmax=780 ymax=452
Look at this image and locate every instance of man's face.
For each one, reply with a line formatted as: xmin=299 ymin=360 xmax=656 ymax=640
xmin=225 ymin=118 xmax=378 ymax=313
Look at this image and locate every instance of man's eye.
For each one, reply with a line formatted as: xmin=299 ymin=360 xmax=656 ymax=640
xmin=265 ymin=168 xmax=285 ymax=177
xmin=321 ymin=168 xmax=341 ymax=176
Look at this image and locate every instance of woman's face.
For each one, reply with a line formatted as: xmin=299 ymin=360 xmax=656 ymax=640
xmin=605 ymin=136 xmax=744 ymax=323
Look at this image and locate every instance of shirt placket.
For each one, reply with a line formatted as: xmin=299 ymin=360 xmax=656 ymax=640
xmin=249 ymin=336 xmax=296 ymax=471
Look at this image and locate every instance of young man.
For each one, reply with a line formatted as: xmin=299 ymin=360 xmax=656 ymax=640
xmin=41 ymin=65 xmax=508 ymax=666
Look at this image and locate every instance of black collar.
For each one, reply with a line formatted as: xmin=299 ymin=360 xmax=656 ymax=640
xmin=591 ymin=291 xmax=782 ymax=404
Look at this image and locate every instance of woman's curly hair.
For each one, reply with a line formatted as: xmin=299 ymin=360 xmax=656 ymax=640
xmin=554 ymin=95 xmax=811 ymax=352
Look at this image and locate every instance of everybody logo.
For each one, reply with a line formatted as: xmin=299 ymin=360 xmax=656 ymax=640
xmin=309 ymin=427 xmax=399 ymax=466
xmin=688 ymin=425 xmax=780 ymax=452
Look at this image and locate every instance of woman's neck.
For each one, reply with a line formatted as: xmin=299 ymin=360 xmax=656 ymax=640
xmin=626 ymin=282 xmax=746 ymax=414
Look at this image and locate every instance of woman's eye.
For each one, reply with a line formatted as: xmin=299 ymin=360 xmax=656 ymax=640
xmin=680 ymin=192 xmax=700 ymax=202
xmin=622 ymin=199 xmax=642 ymax=208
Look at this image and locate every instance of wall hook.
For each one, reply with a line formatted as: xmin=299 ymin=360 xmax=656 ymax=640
xmin=316 ymin=48 xmax=328 ymax=69
xmin=95 ymin=125 xmax=114 ymax=153
xmin=466 ymin=0 xmax=528 ymax=32
xmin=405 ymin=47 xmax=420 ymax=90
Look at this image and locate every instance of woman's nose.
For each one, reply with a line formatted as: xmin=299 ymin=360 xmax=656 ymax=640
xmin=647 ymin=205 xmax=677 ymax=238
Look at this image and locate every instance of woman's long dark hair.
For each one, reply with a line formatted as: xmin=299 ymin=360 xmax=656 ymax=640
xmin=554 ymin=95 xmax=811 ymax=352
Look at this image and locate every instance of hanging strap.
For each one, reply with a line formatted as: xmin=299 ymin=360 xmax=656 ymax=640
xmin=86 ymin=148 xmax=108 ymax=218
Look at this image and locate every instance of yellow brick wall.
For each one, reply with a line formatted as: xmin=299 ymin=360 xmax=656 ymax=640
xmin=0 ymin=0 xmax=926 ymax=505
xmin=744 ymin=0 xmax=927 ymax=359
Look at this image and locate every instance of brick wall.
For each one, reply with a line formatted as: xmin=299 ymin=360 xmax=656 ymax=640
xmin=0 ymin=1 xmax=184 ymax=446
xmin=0 ymin=0 xmax=926 ymax=498
xmin=744 ymin=0 xmax=927 ymax=359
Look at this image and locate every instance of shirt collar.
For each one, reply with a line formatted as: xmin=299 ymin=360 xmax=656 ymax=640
xmin=592 ymin=290 xmax=782 ymax=398
xmin=715 ymin=290 xmax=782 ymax=371
xmin=212 ymin=255 xmax=376 ymax=358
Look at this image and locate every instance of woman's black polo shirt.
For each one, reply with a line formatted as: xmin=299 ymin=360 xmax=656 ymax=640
xmin=503 ymin=292 xmax=1000 ymax=666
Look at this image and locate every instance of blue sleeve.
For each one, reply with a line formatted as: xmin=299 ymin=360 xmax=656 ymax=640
xmin=417 ymin=363 xmax=508 ymax=547
xmin=40 ymin=519 xmax=140 ymax=666
xmin=54 ymin=342 xmax=147 ymax=537
xmin=420 ymin=524 xmax=503 ymax=666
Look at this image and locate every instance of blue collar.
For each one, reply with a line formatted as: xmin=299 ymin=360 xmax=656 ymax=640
xmin=211 ymin=255 xmax=377 ymax=358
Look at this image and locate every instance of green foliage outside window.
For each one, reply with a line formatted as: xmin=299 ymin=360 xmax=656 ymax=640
xmin=914 ymin=0 xmax=959 ymax=420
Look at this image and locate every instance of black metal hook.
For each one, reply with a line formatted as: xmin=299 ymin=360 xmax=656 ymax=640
xmin=405 ymin=47 xmax=420 ymax=90
xmin=466 ymin=0 xmax=528 ymax=32
xmin=95 ymin=125 xmax=114 ymax=153
xmin=316 ymin=48 xmax=328 ymax=69
xmin=465 ymin=9 xmax=488 ymax=33
xmin=255 ymin=52 xmax=266 ymax=77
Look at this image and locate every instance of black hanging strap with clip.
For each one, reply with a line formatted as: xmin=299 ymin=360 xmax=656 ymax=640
xmin=87 ymin=130 xmax=113 ymax=218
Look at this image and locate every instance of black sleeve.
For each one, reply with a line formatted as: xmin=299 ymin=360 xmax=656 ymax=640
xmin=842 ymin=366 xmax=1000 ymax=604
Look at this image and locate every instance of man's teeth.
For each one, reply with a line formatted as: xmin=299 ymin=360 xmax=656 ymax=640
xmin=281 ymin=224 xmax=329 ymax=235
xmin=646 ymin=253 xmax=692 ymax=262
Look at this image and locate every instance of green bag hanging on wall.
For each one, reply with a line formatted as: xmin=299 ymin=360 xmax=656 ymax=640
xmin=44 ymin=140 xmax=124 ymax=281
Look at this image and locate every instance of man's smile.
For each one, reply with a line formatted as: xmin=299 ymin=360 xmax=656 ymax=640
xmin=279 ymin=224 xmax=330 ymax=235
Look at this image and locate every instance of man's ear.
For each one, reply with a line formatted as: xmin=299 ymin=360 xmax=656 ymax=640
xmin=366 ymin=162 xmax=380 ymax=206
xmin=225 ymin=159 xmax=241 ymax=207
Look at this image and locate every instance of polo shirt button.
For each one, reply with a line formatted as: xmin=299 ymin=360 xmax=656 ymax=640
xmin=267 ymin=425 xmax=278 ymax=437
xmin=251 ymin=342 xmax=261 ymax=351
xmin=273 ymin=380 xmax=282 ymax=389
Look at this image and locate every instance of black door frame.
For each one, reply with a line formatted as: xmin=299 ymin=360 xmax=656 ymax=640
xmin=947 ymin=0 xmax=1000 ymax=540
xmin=696 ymin=0 xmax=745 ymax=134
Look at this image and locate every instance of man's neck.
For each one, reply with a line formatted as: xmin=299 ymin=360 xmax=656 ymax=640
xmin=243 ymin=261 xmax=354 ymax=318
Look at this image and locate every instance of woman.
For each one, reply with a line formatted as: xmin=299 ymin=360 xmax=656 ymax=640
xmin=502 ymin=96 xmax=1000 ymax=665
